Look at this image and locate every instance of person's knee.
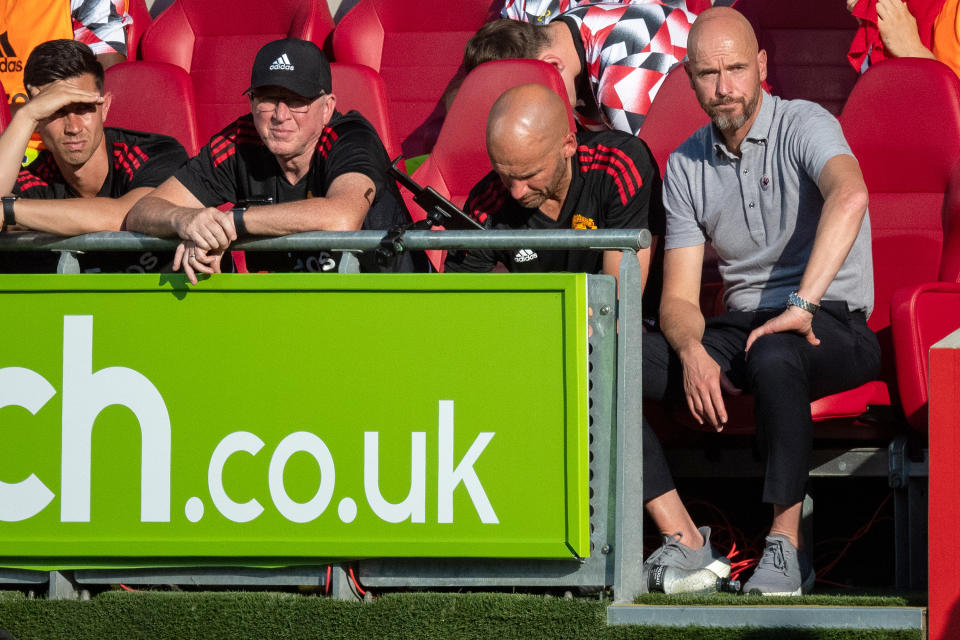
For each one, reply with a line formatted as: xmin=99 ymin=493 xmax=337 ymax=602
xmin=746 ymin=333 xmax=803 ymax=384
xmin=642 ymin=330 xmax=674 ymax=399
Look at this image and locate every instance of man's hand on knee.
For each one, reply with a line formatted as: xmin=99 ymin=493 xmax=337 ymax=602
xmin=745 ymin=306 xmax=820 ymax=353
xmin=679 ymin=345 xmax=729 ymax=431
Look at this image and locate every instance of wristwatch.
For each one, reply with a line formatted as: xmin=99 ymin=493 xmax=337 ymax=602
xmin=2 ymin=195 xmax=17 ymax=230
xmin=787 ymin=290 xmax=820 ymax=315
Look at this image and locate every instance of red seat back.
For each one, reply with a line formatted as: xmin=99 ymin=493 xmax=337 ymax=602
xmin=841 ymin=57 xmax=960 ymax=429
xmin=140 ymin=0 xmax=334 ymax=143
xmin=735 ymin=0 xmax=859 ymax=114
xmin=890 ymin=162 xmax=960 ymax=430
xmin=104 ymin=61 xmax=201 ymax=156
xmin=332 ymin=0 xmax=501 ymax=157
xmin=840 ymin=58 xmax=960 ymax=336
xmin=404 ymin=59 xmax=573 ymax=270
xmin=638 ymin=65 xmax=710 ymax=177
xmin=330 ymin=62 xmax=398 ymax=162
xmin=126 ymin=0 xmax=152 ymax=59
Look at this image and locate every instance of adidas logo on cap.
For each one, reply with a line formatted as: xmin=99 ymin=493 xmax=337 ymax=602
xmin=269 ymin=53 xmax=294 ymax=71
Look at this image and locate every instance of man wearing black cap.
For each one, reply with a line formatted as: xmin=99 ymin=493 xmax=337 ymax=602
xmin=126 ymin=38 xmax=414 ymax=281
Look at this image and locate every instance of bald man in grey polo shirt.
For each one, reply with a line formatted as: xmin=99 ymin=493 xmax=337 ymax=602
xmin=638 ymin=7 xmax=882 ymax=596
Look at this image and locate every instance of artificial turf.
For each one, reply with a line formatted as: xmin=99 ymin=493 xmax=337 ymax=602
xmin=0 ymin=591 xmax=924 ymax=640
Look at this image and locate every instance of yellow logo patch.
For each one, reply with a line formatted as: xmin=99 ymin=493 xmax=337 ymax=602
xmin=571 ymin=214 xmax=597 ymax=230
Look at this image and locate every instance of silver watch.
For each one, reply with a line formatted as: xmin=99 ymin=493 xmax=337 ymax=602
xmin=787 ymin=290 xmax=819 ymax=315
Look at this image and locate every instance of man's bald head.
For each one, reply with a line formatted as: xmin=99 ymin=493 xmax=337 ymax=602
xmin=485 ymin=84 xmax=577 ymax=211
xmin=486 ymin=83 xmax=571 ymax=158
xmin=687 ymin=7 xmax=759 ymax=64
xmin=684 ymin=7 xmax=766 ymax=138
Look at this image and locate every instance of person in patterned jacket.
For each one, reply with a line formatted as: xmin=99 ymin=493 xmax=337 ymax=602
xmin=465 ymin=1 xmax=731 ymax=135
xmin=126 ymin=38 xmax=415 ymax=282
xmin=72 ymin=0 xmax=132 ymax=68
xmin=0 ymin=39 xmax=188 ymax=273
xmin=445 ymin=82 xmax=664 ymax=289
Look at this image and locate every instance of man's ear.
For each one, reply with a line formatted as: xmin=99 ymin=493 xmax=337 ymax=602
xmin=101 ymin=91 xmax=114 ymax=121
xmin=539 ymin=51 xmax=564 ymax=73
xmin=561 ymin=131 xmax=577 ymax=159
xmin=321 ymin=92 xmax=337 ymax=125
xmin=758 ymin=49 xmax=768 ymax=84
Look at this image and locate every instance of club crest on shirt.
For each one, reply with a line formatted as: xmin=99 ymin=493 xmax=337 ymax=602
xmin=571 ymin=214 xmax=597 ymax=230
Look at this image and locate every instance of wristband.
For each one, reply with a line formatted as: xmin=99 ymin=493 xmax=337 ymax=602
xmin=787 ymin=290 xmax=820 ymax=315
xmin=2 ymin=195 xmax=17 ymax=229
xmin=232 ymin=206 xmax=248 ymax=237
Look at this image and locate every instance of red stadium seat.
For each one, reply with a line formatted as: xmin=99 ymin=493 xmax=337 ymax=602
xmin=330 ymin=62 xmax=399 ymax=163
xmin=139 ymin=0 xmax=334 ymax=143
xmin=735 ymin=0 xmax=859 ymax=114
xmin=104 ymin=61 xmax=201 ymax=156
xmin=638 ymin=65 xmax=709 ymax=177
xmin=840 ymin=57 xmax=960 ymax=432
xmin=890 ymin=160 xmax=960 ymax=430
xmin=332 ymin=0 xmax=501 ymax=158
xmin=125 ymin=0 xmax=152 ymax=60
xmin=401 ymin=59 xmax=573 ymax=271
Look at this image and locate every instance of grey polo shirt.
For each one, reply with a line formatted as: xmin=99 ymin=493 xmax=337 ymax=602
xmin=662 ymin=92 xmax=873 ymax=316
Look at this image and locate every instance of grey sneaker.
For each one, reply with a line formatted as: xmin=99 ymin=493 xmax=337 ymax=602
xmin=642 ymin=526 xmax=732 ymax=591
xmin=743 ymin=534 xmax=815 ymax=596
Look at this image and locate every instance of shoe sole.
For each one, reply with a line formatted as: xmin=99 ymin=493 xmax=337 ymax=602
xmin=745 ymin=572 xmax=815 ymax=597
xmin=746 ymin=587 xmax=803 ymax=597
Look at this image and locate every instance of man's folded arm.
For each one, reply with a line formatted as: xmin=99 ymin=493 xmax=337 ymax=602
xmin=124 ymin=177 xmax=213 ymax=238
xmin=12 ymin=187 xmax=154 ymax=236
xmin=239 ymin=172 xmax=375 ymax=236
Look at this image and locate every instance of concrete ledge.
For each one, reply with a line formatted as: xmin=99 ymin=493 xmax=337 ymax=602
xmin=607 ymin=604 xmax=926 ymax=630
xmin=0 ymin=569 xmax=48 ymax=585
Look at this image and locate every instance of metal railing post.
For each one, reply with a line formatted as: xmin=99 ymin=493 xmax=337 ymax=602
xmin=612 ymin=249 xmax=645 ymax=603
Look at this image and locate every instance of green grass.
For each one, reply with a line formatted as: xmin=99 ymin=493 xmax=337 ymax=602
xmin=634 ymin=592 xmax=927 ymax=607
xmin=0 ymin=591 xmax=924 ymax=640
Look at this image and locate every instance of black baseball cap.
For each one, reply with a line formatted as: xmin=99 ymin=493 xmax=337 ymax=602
xmin=245 ymin=38 xmax=331 ymax=99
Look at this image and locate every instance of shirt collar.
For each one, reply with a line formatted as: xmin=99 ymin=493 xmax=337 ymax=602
xmin=710 ymin=91 xmax=774 ymax=159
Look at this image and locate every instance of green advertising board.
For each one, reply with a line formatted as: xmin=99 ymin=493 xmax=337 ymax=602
xmin=0 ymin=273 xmax=589 ymax=567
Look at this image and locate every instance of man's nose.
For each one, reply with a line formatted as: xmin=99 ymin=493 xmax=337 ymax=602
xmin=509 ymin=180 xmax=529 ymax=200
xmin=716 ymin=69 xmax=732 ymax=97
xmin=272 ymin=100 xmax=292 ymax=120
xmin=64 ymin=112 xmax=84 ymax=133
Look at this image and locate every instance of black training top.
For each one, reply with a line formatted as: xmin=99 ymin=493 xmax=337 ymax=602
xmin=445 ymin=130 xmax=664 ymax=274
xmin=2 ymin=127 xmax=188 ymax=273
xmin=176 ymin=110 xmax=414 ymax=273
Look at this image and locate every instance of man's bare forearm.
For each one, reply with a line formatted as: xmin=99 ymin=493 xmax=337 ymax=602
xmin=796 ymin=154 xmax=869 ymax=304
xmin=11 ymin=196 xmax=132 ymax=235
xmin=0 ymin=111 xmax=39 ymax=195
xmin=125 ymin=195 xmax=196 ymax=237
xmin=240 ymin=198 xmax=363 ymax=236
xmin=660 ymin=295 xmax=708 ymax=358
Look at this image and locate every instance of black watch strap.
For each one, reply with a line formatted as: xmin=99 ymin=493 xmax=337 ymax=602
xmin=2 ymin=195 xmax=17 ymax=228
xmin=232 ymin=206 xmax=248 ymax=237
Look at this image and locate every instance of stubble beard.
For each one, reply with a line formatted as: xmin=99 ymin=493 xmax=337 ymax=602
xmin=706 ymin=88 xmax=761 ymax=132
xmin=519 ymin=154 xmax=568 ymax=210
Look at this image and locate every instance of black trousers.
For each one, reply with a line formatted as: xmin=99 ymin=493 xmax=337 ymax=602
xmin=641 ymin=301 xmax=882 ymax=505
